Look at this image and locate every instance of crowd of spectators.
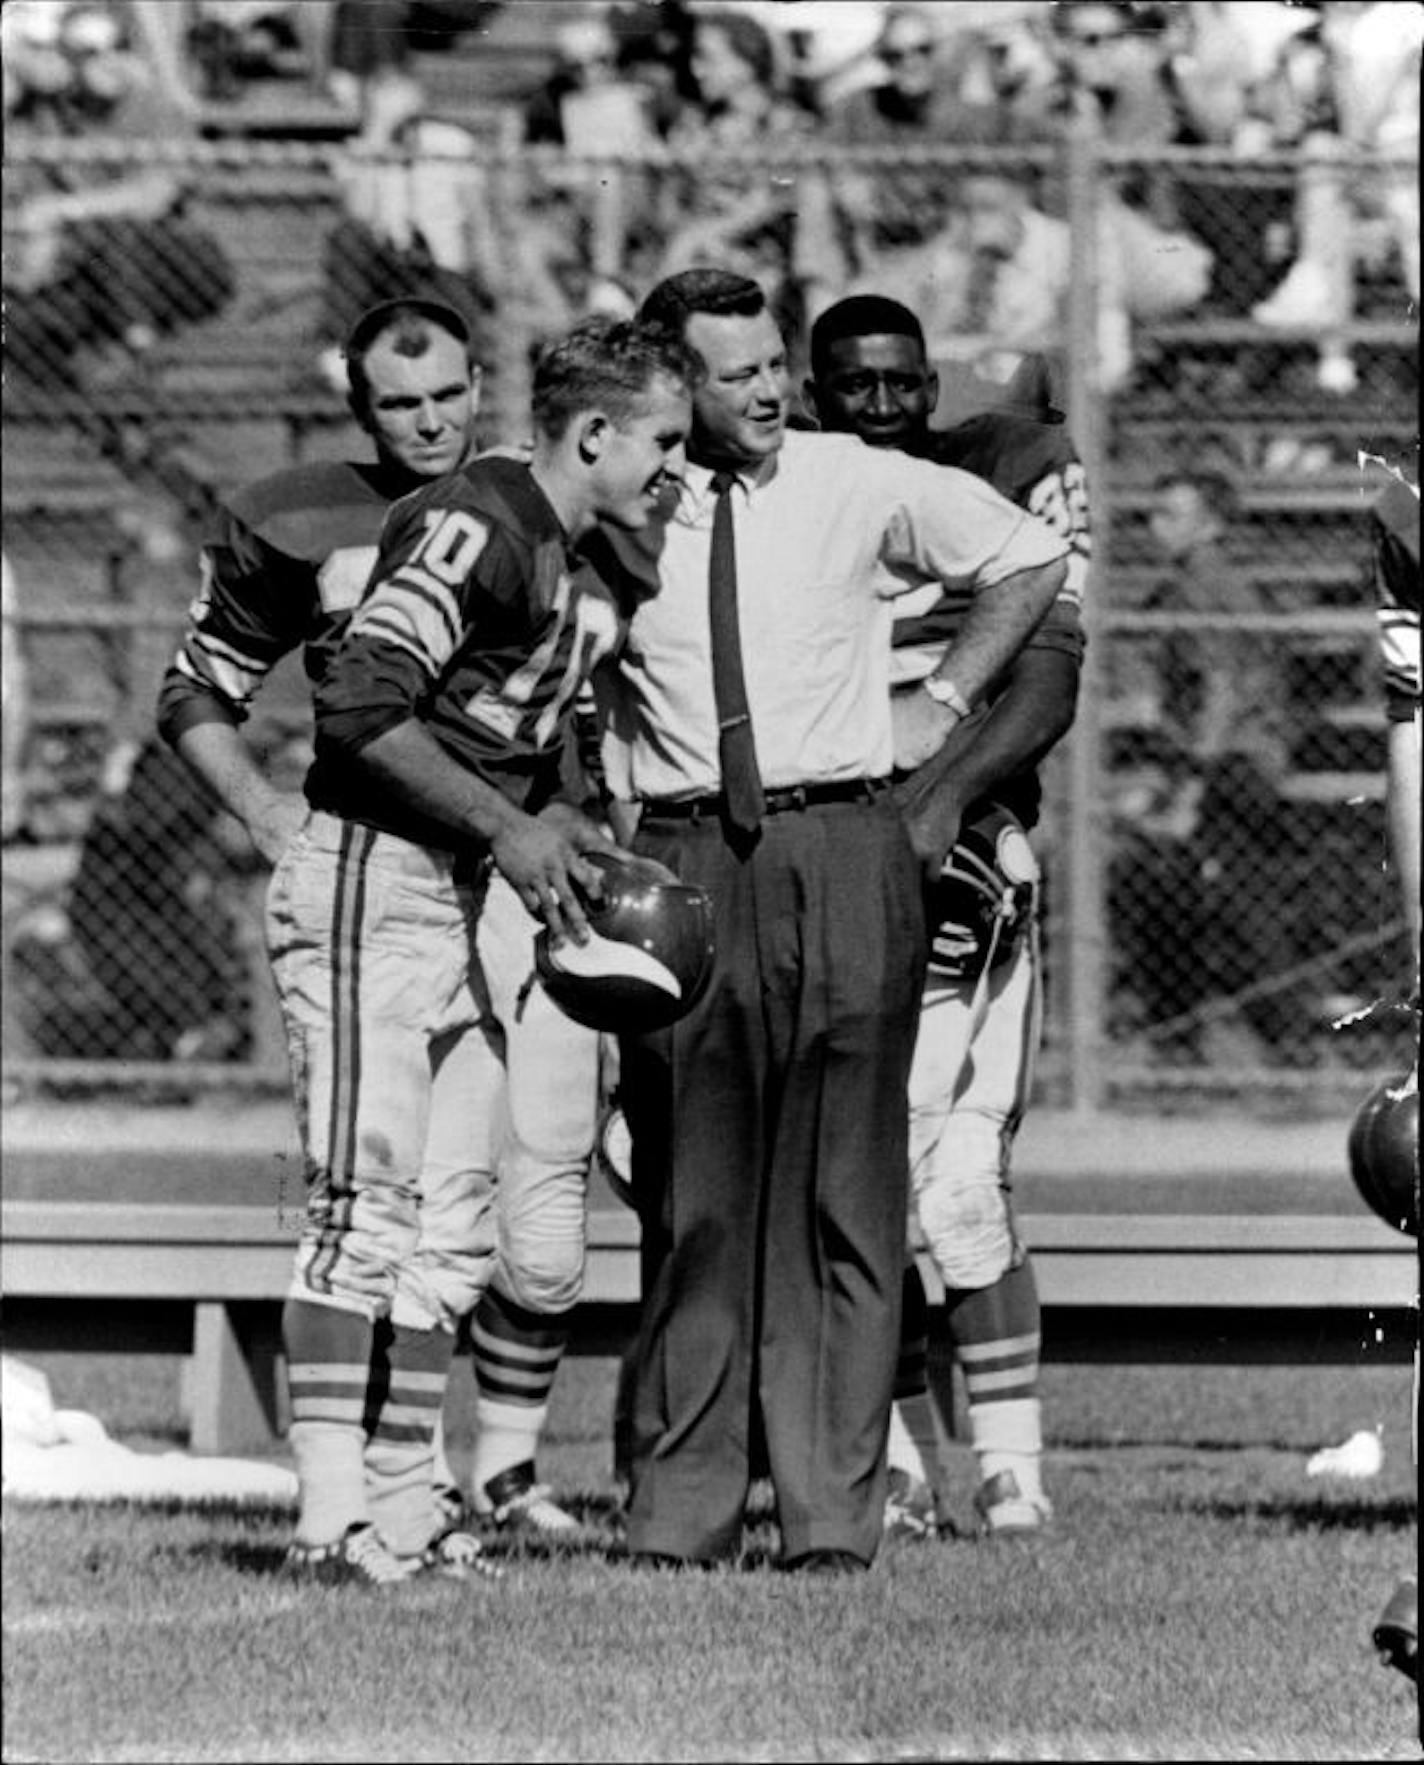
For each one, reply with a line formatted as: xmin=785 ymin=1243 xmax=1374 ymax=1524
xmin=3 ymin=0 xmax=1419 ymax=401
xmin=3 ymin=1 xmax=1416 ymax=1075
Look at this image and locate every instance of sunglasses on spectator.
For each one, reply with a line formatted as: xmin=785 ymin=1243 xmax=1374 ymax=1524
xmin=882 ymin=43 xmax=933 ymax=64
xmin=1068 ymin=30 xmax=1127 ymax=48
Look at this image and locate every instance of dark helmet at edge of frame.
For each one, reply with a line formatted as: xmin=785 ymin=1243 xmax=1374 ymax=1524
xmin=535 ymin=852 xmax=716 ymax=1035
xmin=1347 ymin=1069 xmax=1420 ymax=1237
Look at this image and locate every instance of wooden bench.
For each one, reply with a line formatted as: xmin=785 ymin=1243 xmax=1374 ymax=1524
xmin=2 ymin=1106 xmax=1415 ymax=1454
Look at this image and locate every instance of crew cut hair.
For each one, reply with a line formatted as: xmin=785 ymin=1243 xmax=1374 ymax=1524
xmin=345 ymin=298 xmax=477 ymax=421
xmin=809 ymin=295 xmax=927 ymax=381
xmin=531 ymin=314 xmax=700 ymax=440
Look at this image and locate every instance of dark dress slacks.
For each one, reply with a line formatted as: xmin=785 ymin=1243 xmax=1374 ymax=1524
xmin=621 ymin=794 xmax=928 ymax=1564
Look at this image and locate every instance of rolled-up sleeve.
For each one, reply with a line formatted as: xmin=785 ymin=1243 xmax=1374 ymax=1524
xmin=871 ymin=451 xmax=1070 ymax=594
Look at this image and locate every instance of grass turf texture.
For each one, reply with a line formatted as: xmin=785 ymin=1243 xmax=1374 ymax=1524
xmin=3 ymin=1355 xmax=1419 ymax=1762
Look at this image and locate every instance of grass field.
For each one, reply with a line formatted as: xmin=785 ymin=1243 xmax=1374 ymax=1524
xmin=2 ymin=1349 xmax=1420 ymax=1763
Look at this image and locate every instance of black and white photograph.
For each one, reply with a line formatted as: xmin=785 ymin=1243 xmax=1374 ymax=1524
xmin=2 ymin=2 xmax=1419 ymax=1759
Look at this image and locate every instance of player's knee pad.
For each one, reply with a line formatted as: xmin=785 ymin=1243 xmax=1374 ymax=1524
xmin=916 ymin=1118 xmax=1016 ymax=1290
xmin=493 ymin=1164 xmax=588 ymax=1313
xmin=493 ymin=1251 xmax=584 ymax=1316
xmin=393 ymin=1234 xmax=501 ymax=1331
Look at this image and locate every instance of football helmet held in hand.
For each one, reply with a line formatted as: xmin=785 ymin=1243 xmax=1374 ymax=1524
xmin=535 ymin=852 xmax=715 ymax=1034
xmin=927 ymin=803 xmax=1039 ymax=983
xmin=1347 ymin=1069 xmax=1419 ymax=1237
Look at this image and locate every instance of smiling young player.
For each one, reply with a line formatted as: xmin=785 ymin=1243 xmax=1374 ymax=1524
xmin=221 ymin=313 xmax=696 ymax=1585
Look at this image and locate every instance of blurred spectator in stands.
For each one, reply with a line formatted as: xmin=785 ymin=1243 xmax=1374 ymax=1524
xmin=664 ymin=6 xmax=817 ymax=150
xmin=1041 ymin=0 xmax=1250 ymax=147
xmin=2 ymin=553 xmax=30 ymax=848
xmin=819 ymin=4 xmax=1014 ymax=288
xmin=7 ymin=732 xmax=276 ymax=1061
xmin=522 ymin=10 xmax=651 ymax=148
xmin=652 ymin=7 xmax=821 ymax=337
xmin=823 ymin=159 xmax=1207 ymax=393
xmin=325 ymin=0 xmax=422 ymax=132
xmin=1032 ymin=2 xmax=1220 ymax=338
xmin=323 ymin=1 xmax=499 ymax=134
xmin=319 ymin=102 xmax=500 ymax=391
xmin=825 ymin=3 xmax=1059 ymax=154
xmin=2 ymin=0 xmax=232 ymax=387
xmin=607 ymin=0 xmax=698 ymax=138
xmin=1140 ymin=467 xmax=1294 ymax=782
xmin=825 ymin=4 xmax=991 ymax=149
xmin=518 ymin=9 xmax=659 ymax=307
xmin=1107 ymin=730 xmax=1305 ymax=1065
xmin=1 ymin=0 xmax=163 ymax=134
xmin=3 ymin=162 xmax=235 ymax=389
xmin=744 ymin=0 xmax=888 ymax=120
xmin=185 ymin=0 xmax=306 ymax=103
xmin=1248 ymin=1 xmax=1422 ymax=393
xmin=1104 ymin=726 xmax=1207 ymax=1057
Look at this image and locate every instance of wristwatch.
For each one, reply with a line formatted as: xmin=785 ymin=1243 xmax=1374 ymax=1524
xmin=922 ymin=676 xmax=971 ymax=720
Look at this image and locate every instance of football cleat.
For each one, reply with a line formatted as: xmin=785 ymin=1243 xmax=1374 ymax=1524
xmin=475 ymin=1460 xmax=583 ymax=1542
xmin=974 ymin=1469 xmax=1053 ymax=1537
xmin=433 ymin=1482 xmax=467 ymax=1529
xmin=412 ymin=1527 xmax=504 ymax=1582
xmin=1372 ymin=1575 xmax=1419 ymax=1682
xmin=282 ymin=1521 xmax=418 ymax=1588
xmin=883 ymin=1467 xmax=938 ymax=1541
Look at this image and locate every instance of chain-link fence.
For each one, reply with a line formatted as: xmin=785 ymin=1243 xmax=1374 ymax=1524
xmin=3 ymin=135 xmax=1417 ymax=1107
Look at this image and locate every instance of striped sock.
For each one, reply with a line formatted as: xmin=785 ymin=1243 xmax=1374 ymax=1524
xmin=366 ymin=1320 xmax=456 ymax=1557
xmin=282 ymin=1297 xmax=373 ymax=1547
xmin=469 ymin=1287 xmax=569 ymax=1495
xmin=943 ymin=1258 xmax=1044 ymax=1500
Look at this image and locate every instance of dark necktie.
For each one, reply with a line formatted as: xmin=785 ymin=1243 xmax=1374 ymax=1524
xmin=708 ymin=470 xmax=765 ymax=837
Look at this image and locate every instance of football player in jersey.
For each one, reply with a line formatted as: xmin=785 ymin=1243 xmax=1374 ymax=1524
xmin=255 ymin=312 xmax=694 ymax=1585
xmin=157 ymin=296 xmax=619 ymax=1549
xmin=157 ymin=296 xmax=483 ymax=867
xmin=1365 ymin=460 xmax=1419 ymax=1686
xmin=806 ymin=295 xmax=1090 ymax=1539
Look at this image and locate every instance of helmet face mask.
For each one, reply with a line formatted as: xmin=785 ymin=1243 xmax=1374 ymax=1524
xmin=1347 ymin=1071 xmax=1420 ymax=1238
xmin=535 ymin=853 xmax=716 ymax=1035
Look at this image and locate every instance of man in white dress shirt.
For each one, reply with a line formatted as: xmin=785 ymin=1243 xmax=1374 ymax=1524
xmin=598 ymin=268 xmax=1069 ymax=1572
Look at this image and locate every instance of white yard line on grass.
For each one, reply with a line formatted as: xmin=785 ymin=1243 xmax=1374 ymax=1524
xmin=3 ymin=1583 xmax=472 ymax=1636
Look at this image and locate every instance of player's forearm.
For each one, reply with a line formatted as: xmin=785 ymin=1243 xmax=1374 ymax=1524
xmin=911 ymin=651 xmax=1080 ymax=811
xmin=928 ymin=560 xmax=1065 ymax=709
xmin=349 ymin=720 xmax=527 ymax=849
xmin=903 ymin=649 xmax=1079 ymax=811
xmin=175 ymin=719 xmax=285 ymax=833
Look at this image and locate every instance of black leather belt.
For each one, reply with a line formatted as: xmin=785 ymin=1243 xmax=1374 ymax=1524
xmin=642 ymin=778 xmax=891 ymax=821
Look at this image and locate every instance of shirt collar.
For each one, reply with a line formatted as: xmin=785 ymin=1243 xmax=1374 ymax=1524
xmin=681 ymin=451 xmax=781 ymax=516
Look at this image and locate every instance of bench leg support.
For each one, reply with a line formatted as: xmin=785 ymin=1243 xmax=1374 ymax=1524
xmin=189 ymin=1301 xmax=287 ymax=1455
